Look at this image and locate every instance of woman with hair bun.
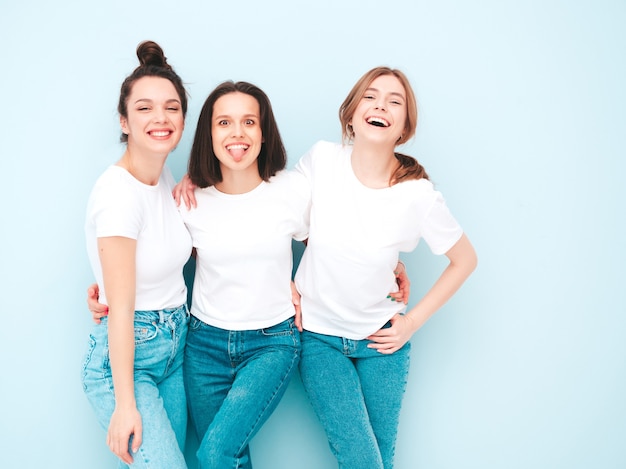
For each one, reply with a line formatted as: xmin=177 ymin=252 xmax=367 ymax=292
xmin=81 ymin=40 xmax=190 ymax=468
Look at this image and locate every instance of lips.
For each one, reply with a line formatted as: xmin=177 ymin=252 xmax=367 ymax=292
xmin=366 ymin=116 xmax=390 ymax=127
xmin=149 ymin=130 xmax=172 ymax=138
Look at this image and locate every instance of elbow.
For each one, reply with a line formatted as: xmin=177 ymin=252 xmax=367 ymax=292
xmin=458 ymin=234 xmax=478 ymax=275
xmin=469 ymin=250 xmax=478 ymax=274
xmin=465 ymin=238 xmax=478 ymax=274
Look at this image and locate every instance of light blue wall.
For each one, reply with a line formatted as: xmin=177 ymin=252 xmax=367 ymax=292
xmin=1 ymin=1 xmax=624 ymax=468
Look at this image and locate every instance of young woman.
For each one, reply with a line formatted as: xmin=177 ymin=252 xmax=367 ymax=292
xmin=82 ymin=41 xmax=191 ymax=468
xmin=179 ymin=81 xmax=310 ymax=469
xmin=294 ymin=67 xmax=478 ymax=469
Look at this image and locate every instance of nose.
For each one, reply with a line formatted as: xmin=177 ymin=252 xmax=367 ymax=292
xmin=374 ymin=98 xmax=386 ymax=111
xmin=232 ymin=121 xmax=244 ymax=137
xmin=152 ymin=107 xmax=168 ymax=123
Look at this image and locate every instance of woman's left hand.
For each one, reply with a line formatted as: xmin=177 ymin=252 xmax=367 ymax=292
xmin=366 ymin=313 xmax=414 ymax=354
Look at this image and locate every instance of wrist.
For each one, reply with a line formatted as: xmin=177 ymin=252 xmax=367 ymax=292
xmin=404 ymin=311 xmax=422 ymax=335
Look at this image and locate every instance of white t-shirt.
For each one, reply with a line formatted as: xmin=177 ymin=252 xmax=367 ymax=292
xmin=294 ymin=141 xmax=464 ymax=339
xmin=180 ymin=170 xmax=310 ymax=330
xmin=85 ymin=165 xmax=192 ymax=310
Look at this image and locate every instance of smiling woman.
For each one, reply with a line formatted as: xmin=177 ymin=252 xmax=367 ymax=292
xmin=81 ymin=40 xmax=192 ymax=469
xmin=294 ymin=66 xmax=477 ymax=469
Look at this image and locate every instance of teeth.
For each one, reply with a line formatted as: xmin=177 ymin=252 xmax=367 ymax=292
xmin=151 ymin=131 xmax=170 ymax=137
xmin=227 ymin=144 xmax=249 ymax=150
xmin=367 ymin=117 xmax=389 ymax=127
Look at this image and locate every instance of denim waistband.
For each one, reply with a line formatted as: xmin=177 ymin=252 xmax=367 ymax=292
xmin=135 ymin=304 xmax=188 ymax=324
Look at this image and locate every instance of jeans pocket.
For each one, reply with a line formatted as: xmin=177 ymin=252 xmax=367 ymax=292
xmin=134 ymin=320 xmax=159 ymax=345
xmin=261 ymin=318 xmax=295 ymax=337
xmin=188 ymin=315 xmax=205 ymax=332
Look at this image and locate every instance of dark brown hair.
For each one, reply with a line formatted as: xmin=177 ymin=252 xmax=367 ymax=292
xmin=188 ymin=81 xmax=287 ymax=188
xmin=340 ymin=66 xmax=428 ymax=184
xmin=117 ymin=40 xmax=188 ymax=143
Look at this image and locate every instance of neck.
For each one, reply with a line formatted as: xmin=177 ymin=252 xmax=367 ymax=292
xmin=117 ymin=146 xmax=167 ymax=186
xmin=215 ymin=166 xmax=263 ymax=194
xmin=350 ymin=139 xmax=398 ymax=189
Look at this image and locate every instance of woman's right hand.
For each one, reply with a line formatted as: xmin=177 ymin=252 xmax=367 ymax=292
xmin=87 ymin=284 xmax=109 ymax=324
xmin=107 ymin=405 xmax=142 ymax=465
xmin=172 ymin=174 xmax=198 ymax=210
xmin=290 ymin=281 xmax=303 ymax=332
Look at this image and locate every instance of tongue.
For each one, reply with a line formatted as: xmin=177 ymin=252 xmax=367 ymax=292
xmin=229 ymin=148 xmax=246 ymax=161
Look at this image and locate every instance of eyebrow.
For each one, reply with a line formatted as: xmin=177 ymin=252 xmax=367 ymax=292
xmin=133 ymin=98 xmax=181 ymax=104
xmin=365 ymin=87 xmax=406 ymax=100
xmin=214 ymin=113 xmax=260 ymax=120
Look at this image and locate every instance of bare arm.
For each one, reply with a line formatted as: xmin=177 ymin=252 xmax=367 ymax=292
xmin=368 ymin=234 xmax=478 ymax=354
xmin=98 ymin=236 xmax=142 ymax=464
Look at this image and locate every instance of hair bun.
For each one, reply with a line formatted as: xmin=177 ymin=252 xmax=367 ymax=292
xmin=136 ymin=40 xmax=172 ymax=70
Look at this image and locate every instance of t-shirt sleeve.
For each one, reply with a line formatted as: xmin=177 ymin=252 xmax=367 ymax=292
xmin=421 ymin=191 xmax=464 ymax=255
xmin=90 ymin=178 xmax=142 ymax=240
xmin=294 ymin=141 xmax=320 ymax=181
xmin=287 ymin=170 xmax=311 ymax=241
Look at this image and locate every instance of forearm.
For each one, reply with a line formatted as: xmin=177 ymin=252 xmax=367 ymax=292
xmin=405 ymin=234 xmax=477 ymax=333
xmin=108 ymin=309 xmax=136 ymax=410
xmin=98 ymin=236 xmax=138 ymax=411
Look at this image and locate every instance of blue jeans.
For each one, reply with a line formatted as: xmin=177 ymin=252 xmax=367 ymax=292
xmin=82 ymin=305 xmax=189 ymax=469
xmin=184 ymin=316 xmax=300 ymax=469
xmin=299 ymin=328 xmax=410 ymax=469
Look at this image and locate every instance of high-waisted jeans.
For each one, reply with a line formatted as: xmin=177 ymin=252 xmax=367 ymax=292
xmin=299 ymin=328 xmax=410 ymax=469
xmin=82 ymin=305 xmax=189 ymax=469
xmin=184 ymin=315 xmax=300 ymax=469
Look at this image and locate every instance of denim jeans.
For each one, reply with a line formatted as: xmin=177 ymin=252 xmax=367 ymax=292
xmin=82 ymin=305 xmax=189 ymax=469
xmin=299 ymin=328 xmax=410 ymax=469
xmin=184 ymin=316 xmax=300 ymax=469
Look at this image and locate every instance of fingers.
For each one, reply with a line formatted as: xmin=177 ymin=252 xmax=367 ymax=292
xmin=366 ymin=314 xmax=408 ymax=354
xmin=394 ymin=266 xmax=411 ymax=304
xmin=107 ymin=420 xmax=142 ymax=465
xmin=172 ymin=187 xmax=182 ymax=206
xmin=290 ymin=281 xmax=303 ymax=331
xmin=131 ymin=425 xmax=142 ymax=455
xmin=387 ymin=292 xmax=403 ymax=302
xmin=293 ymin=299 xmax=303 ymax=332
xmin=367 ymin=333 xmax=402 ymax=354
xmin=295 ymin=310 xmax=303 ymax=332
xmin=182 ymin=192 xmax=192 ymax=210
xmin=87 ymin=282 xmax=108 ymax=322
xmin=366 ymin=335 xmax=400 ymax=354
xmin=91 ymin=309 xmax=108 ymax=324
xmin=184 ymin=190 xmax=197 ymax=209
xmin=182 ymin=174 xmax=197 ymax=209
xmin=107 ymin=432 xmax=134 ymax=465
